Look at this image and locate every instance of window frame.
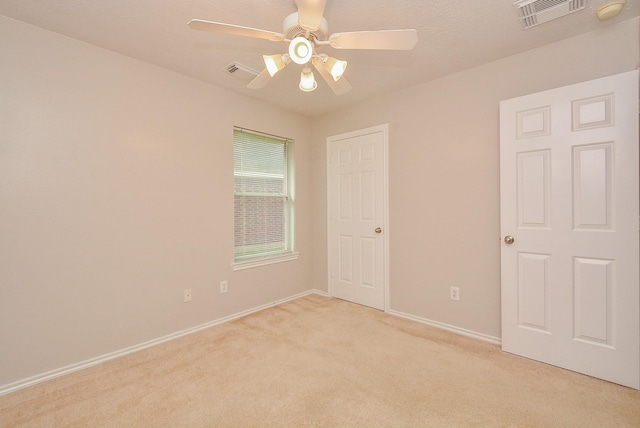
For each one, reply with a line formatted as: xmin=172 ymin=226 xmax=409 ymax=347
xmin=231 ymin=127 xmax=298 ymax=271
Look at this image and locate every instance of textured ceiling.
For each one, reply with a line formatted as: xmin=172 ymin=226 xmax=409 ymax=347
xmin=0 ymin=0 xmax=638 ymax=117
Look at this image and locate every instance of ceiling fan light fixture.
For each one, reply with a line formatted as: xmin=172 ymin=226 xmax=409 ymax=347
xmin=289 ymin=37 xmax=313 ymax=65
xmin=299 ymin=67 xmax=317 ymax=92
xmin=263 ymin=54 xmax=289 ymax=76
xmin=189 ymin=0 xmax=418 ymax=95
xmin=324 ymin=56 xmax=347 ymax=81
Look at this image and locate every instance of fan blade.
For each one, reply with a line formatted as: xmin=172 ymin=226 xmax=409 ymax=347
xmin=329 ymin=29 xmax=418 ymax=50
xmin=247 ymin=69 xmax=272 ymax=89
xmin=297 ymin=0 xmax=327 ymax=31
xmin=312 ymin=58 xmax=352 ymax=95
xmin=188 ymin=19 xmax=285 ymax=42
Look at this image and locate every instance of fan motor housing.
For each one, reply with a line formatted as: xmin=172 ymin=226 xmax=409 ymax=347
xmin=283 ymin=12 xmax=329 ymax=41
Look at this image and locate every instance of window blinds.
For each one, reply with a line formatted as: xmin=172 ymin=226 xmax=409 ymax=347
xmin=233 ymin=128 xmax=292 ymax=260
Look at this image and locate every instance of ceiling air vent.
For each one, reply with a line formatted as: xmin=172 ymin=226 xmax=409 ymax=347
xmin=514 ymin=0 xmax=586 ymax=29
xmin=223 ymin=62 xmax=259 ymax=81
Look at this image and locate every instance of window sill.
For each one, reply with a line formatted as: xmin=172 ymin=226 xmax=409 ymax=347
xmin=232 ymin=252 xmax=300 ymax=271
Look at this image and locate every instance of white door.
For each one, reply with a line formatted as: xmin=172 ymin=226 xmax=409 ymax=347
xmin=327 ymin=124 xmax=388 ymax=310
xmin=500 ymin=70 xmax=639 ymax=389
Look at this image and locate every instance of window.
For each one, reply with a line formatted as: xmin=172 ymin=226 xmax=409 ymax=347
xmin=233 ymin=128 xmax=296 ymax=269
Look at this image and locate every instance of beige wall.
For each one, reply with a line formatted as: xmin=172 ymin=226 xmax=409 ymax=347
xmin=311 ymin=17 xmax=640 ymax=339
xmin=0 ymin=16 xmax=313 ymax=387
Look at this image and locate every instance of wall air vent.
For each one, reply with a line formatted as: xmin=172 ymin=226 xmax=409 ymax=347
xmin=514 ymin=0 xmax=586 ymax=29
xmin=223 ymin=63 xmax=259 ymax=81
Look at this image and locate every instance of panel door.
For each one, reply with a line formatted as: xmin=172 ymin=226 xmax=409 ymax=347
xmin=500 ymin=71 xmax=639 ymax=389
xmin=327 ymin=125 xmax=387 ymax=310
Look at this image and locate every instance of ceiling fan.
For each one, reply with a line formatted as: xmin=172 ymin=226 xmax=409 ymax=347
xmin=188 ymin=0 xmax=418 ymax=94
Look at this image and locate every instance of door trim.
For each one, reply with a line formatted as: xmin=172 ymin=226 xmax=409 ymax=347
xmin=326 ymin=124 xmax=390 ymax=312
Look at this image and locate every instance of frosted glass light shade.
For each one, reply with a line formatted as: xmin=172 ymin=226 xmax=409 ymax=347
xmin=263 ymin=54 xmax=288 ymax=77
xmin=324 ymin=57 xmax=347 ymax=81
xmin=289 ymin=37 xmax=313 ymax=65
xmin=299 ymin=67 xmax=317 ymax=92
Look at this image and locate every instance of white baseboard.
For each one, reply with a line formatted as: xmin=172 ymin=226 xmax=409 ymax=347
xmin=311 ymin=289 xmax=329 ymax=297
xmin=387 ymin=309 xmax=502 ymax=345
xmin=0 ymin=289 xmax=327 ymax=397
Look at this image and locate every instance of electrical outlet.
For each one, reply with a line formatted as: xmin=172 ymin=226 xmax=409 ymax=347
xmin=450 ymin=286 xmax=460 ymax=301
xmin=220 ymin=280 xmax=228 ymax=294
xmin=184 ymin=288 xmax=192 ymax=303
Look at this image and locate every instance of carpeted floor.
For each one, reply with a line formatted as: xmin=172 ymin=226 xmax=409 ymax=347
xmin=1 ymin=294 xmax=639 ymax=427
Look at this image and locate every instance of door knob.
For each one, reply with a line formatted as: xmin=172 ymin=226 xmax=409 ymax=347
xmin=375 ymin=227 xmax=382 ymax=234
xmin=504 ymin=235 xmax=515 ymax=244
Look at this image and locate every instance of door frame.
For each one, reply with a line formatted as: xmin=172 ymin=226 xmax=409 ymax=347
xmin=326 ymin=123 xmax=390 ymax=311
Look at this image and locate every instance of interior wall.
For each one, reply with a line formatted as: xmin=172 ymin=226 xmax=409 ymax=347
xmin=311 ymin=17 xmax=640 ymax=339
xmin=0 ymin=16 xmax=313 ymax=388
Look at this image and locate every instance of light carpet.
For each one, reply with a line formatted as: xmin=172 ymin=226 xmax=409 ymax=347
xmin=1 ymin=294 xmax=639 ymax=427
